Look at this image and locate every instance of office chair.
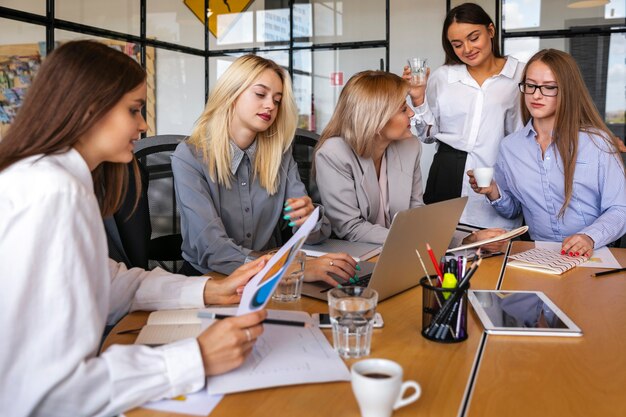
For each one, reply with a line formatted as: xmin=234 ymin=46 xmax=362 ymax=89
xmin=277 ymin=128 xmax=321 ymax=244
xmin=292 ymin=128 xmax=321 ymax=204
xmin=134 ymin=134 xmax=186 ymax=272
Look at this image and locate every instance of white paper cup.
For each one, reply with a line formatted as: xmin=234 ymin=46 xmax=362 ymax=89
xmin=351 ymin=359 xmax=421 ymax=417
xmin=473 ymin=167 xmax=494 ymax=188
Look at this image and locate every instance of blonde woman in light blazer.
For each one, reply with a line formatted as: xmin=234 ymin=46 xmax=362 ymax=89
xmin=314 ymin=71 xmax=424 ymax=245
xmin=314 ymin=70 xmax=506 ymax=249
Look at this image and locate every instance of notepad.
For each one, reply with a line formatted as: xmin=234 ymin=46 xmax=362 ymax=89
xmin=448 ymin=226 xmax=529 ymax=252
xmin=507 ymin=247 xmax=587 ymax=275
xmin=134 ymin=309 xmax=202 ymax=346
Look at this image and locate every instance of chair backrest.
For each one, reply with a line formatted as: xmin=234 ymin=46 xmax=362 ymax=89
xmin=135 ymin=134 xmax=186 ymax=272
xmin=292 ymin=128 xmax=321 ymax=204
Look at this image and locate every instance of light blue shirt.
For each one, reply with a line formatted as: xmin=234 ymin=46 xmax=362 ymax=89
xmin=491 ymin=121 xmax=626 ymax=248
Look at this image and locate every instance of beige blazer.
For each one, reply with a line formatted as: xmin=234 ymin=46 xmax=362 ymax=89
xmin=315 ymin=136 xmax=424 ymax=244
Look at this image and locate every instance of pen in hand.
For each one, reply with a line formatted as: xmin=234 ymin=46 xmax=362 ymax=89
xmin=198 ymin=311 xmax=311 ymax=328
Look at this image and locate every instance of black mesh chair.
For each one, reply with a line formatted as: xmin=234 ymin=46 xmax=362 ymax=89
xmin=277 ymin=128 xmax=321 ymax=243
xmin=292 ymin=128 xmax=321 ymax=204
xmin=134 ymin=134 xmax=186 ymax=272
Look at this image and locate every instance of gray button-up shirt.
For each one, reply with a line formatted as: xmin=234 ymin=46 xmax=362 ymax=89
xmin=172 ymin=140 xmax=330 ymax=275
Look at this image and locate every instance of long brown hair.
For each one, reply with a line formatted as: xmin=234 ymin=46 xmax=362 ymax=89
xmin=520 ymin=49 xmax=625 ymax=217
xmin=316 ymin=70 xmax=409 ymax=159
xmin=442 ymin=2 xmax=502 ymax=66
xmin=0 ymin=40 xmax=146 ymax=217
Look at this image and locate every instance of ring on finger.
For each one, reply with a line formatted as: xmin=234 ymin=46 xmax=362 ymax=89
xmin=244 ymin=328 xmax=252 ymax=342
xmin=329 ymin=260 xmax=334 ymax=267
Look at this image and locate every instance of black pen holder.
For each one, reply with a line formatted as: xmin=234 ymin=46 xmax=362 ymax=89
xmin=420 ymin=276 xmax=469 ymax=343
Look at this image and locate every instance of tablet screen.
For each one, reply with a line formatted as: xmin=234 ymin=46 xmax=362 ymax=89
xmin=471 ymin=291 xmax=569 ymax=330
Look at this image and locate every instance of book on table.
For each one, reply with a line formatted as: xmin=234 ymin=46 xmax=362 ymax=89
xmin=506 ymin=247 xmax=587 ymax=275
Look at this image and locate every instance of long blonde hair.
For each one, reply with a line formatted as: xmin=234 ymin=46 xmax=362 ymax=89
xmin=317 ymin=70 xmax=409 ymax=159
xmin=189 ymin=55 xmax=297 ymax=194
xmin=520 ymin=49 xmax=625 ymax=218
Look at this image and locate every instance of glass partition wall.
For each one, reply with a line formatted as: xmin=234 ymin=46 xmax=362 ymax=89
xmin=0 ymin=0 xmax=390 ymax=136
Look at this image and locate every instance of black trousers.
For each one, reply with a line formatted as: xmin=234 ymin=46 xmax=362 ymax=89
xmin=424 ymin=141 xmax=468 ymax=204
xmin=178 ymin=260 xmax=203 ymax=276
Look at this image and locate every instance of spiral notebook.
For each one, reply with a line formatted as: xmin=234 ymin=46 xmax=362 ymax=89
xmin=507 ymin=247 xmax=587 ymax=275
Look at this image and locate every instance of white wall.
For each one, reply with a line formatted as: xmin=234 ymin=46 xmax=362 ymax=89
xmin=390 ymin=0 xmax=447 ymax=188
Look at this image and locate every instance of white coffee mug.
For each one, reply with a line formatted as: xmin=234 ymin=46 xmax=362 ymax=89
xmin=473 ymin=167 xmax=494 ymax=188
xmin=351 ymin=359 xmax=421 ymax=417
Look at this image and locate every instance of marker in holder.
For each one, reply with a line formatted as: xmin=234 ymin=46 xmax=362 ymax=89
xmin=420 ymin=276 xmax=468 ymax=343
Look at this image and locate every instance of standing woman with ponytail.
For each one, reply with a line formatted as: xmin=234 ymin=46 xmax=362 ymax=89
xmin=404 ymin=2 xmax=524 ymax=230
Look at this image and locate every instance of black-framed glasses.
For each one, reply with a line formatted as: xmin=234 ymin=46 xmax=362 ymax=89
xmin=518 ymin=82 xmax=559 ymax=97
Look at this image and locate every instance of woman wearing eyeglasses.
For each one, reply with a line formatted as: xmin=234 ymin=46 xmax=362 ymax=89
xmin=468 ymin=49 xmax=626 ymax=257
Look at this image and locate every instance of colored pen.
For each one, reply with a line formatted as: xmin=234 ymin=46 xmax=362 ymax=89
xmin=415 ymin=249 xmax=442 ymax=308
xmin=592 ymin=267 xmax=626 ymax=278
xmin=426 ymin=243 xmax=444 ymax=284
xmin=198 ymin=312 xmax=310 ymax=327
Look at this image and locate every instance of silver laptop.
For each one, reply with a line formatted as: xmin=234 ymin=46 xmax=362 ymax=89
xmin=301 ymin=197 xmax=468 ymax=302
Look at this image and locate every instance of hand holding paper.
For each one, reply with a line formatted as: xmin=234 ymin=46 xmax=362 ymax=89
xmin=237 ymin=207 xmax=320 ymax=315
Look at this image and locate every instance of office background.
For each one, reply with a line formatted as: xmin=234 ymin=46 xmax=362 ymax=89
xmin=0 ymin=0 xmax=624 ymax=184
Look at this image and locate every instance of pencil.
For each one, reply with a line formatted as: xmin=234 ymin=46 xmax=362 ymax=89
xmin=592 ymin=267 xmax=626 ymax=278
xmin=426 ymin=243 xmax=444 ymax=284
xmin=197 ymin=311 xmax=310 ymax=327
xmin=415 ymin=249 xmax=442 ymax=307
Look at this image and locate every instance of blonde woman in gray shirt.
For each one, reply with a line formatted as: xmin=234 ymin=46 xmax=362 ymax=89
xmin=172 ymin=55 xmax=356 ymax=285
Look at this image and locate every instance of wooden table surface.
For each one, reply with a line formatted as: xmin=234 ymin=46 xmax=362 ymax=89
xmin=465 ymin=241 xmax=626 ymax=417
xmin=104 ymin=253 xmax=507 ymax=417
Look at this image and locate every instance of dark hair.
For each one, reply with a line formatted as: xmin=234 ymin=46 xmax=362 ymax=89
xmin=442 ymin=2 xmax=502 ymax=65
xmin=0 ymin=40 xmax=146 ymax=216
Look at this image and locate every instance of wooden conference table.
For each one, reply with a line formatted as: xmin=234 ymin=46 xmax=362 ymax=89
xmin=104 ymin=242 xmax=626 ymax=417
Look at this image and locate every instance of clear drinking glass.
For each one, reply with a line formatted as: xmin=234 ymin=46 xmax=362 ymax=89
xmin=407 ymin=57 xmax=428 ymax=86
xmin=328 ymin=287 xmax=379 ymax=358
xmin=271 ymin=250 xmax=306 ymax=302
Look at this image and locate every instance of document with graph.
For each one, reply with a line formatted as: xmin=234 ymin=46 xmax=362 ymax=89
xmin=205 ymin=310 xmax=350 ymax=395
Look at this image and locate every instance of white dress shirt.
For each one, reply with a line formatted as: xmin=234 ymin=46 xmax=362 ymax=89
xmin=410 ymin=56 xmax=525 ymax=229
xmin=0 ymin=149 xmax=210 ymax=416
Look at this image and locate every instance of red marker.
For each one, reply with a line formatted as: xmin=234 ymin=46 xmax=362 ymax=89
xmin=426 ymin=243 xmax=444 ymax=284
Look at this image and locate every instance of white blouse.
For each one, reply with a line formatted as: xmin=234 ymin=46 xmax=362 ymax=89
xmin=410 ymin=56 xmax=525 ymax=229
xmin=0 ymin=149 xmax=209 ymax=416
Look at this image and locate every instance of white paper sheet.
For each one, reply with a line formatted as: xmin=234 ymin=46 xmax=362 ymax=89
xmin=534 ymin=241 xmax=621 ymax=269
xmin=143 ymin=391 xmax=223 ymax=416
xmin=237 ymin=207 xmax=319 ymax=315
xmin=206 ymin=310 xmax=350 ymax=395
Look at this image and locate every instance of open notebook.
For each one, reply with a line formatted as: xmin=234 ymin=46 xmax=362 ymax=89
xmin=507 ymin=247 xmax=587 ymax=275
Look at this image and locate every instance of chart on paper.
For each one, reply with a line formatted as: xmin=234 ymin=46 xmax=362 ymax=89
xmin=206 ymin=312 xmax=350 ymax=394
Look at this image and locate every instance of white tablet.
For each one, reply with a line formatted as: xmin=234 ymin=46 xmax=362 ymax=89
xmin=468 ymin=290 xmax=582 ymax=337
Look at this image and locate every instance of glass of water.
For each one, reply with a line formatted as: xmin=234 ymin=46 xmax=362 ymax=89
xmin=407 ymin=57 xmax=428 ymax=86
xmin=328 ymin=287 xmax=379 ymax=358
xmin=271 ymin=249 xmax=306 ymax=302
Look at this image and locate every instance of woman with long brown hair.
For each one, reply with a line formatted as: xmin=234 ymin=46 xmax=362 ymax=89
xmin=0 ymin=40 xmax=268 ymax=415
xmin=469 ymin=49 xmax=626 ymax=257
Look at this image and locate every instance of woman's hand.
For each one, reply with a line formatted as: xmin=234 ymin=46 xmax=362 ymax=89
xmin=304 ymin=253 xmax=358 ymax=287
xmin=401 ymin=65 xmax=429 ymax=107
xmin=462 ymin=228 xmax=508 ymax=253
xmin=467 ymin=170 xmax=500 ymax=201
xmin=197 ymin=310 xmax=266 ymax=376
xmin=562 ymin=234 xmax=594 ymax=258
xmin=284 ymin=196 xmax=315 ymax=227
xmin=203 ymin=257 xmax=268 ymax=305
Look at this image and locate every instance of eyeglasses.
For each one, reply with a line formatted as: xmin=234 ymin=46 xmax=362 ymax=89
xmin=518 ymin=82 xmax=559 ymax=97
